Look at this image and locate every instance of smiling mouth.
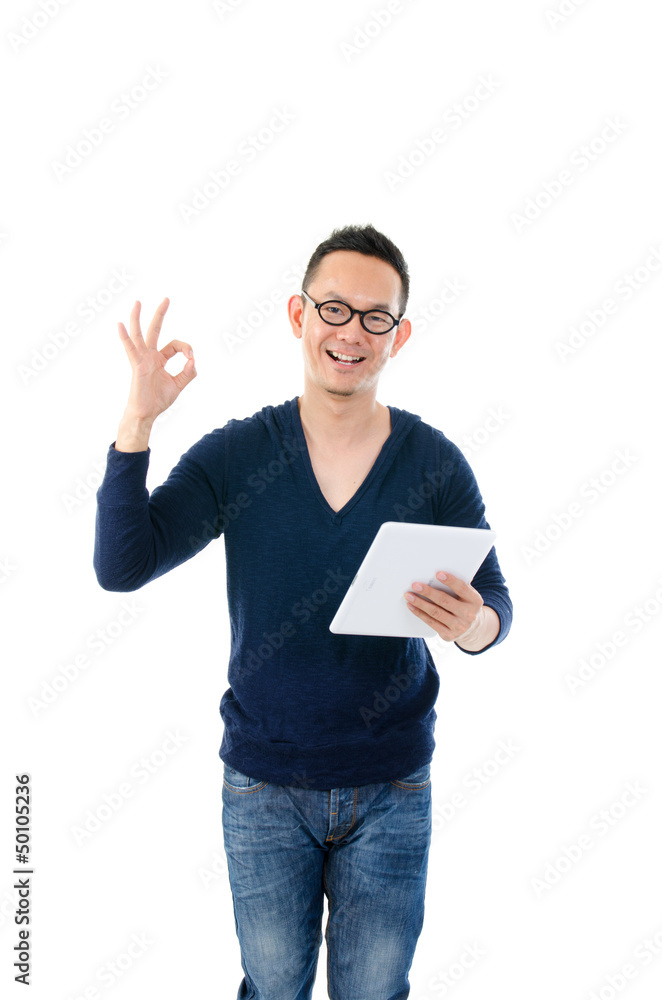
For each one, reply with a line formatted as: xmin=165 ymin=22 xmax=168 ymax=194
xmin=326 ymin=350 xmax=366 ymax=366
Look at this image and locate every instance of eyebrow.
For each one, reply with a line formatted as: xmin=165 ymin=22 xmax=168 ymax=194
xmin=322 ymin=290 xmax=395 ymax=313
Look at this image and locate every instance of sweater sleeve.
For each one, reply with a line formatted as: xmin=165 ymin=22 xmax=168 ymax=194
xmin=434 ymin=434 xmax=513 ymax=655
xmin=93 ymin=428 xmax=227 ymax=592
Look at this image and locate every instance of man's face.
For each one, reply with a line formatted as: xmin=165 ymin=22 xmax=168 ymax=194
xmin=289 ymin=250 xmax=411 ymax=400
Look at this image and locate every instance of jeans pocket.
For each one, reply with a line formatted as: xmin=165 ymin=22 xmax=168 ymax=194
xmin=222 ymin=763 xmax=269 ymax=793
xmin=390 ymin=762 xmax=432 ymax=789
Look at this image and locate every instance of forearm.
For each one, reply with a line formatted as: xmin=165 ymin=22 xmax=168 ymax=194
xmin=455 ymin=605 xmax=500 ymax=652
xmin=93 ymin=430 xmax=225 ymax=592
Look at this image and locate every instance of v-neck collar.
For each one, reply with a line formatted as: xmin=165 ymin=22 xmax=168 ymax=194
xmin=289 ymin=396 xmax=416 ymax=523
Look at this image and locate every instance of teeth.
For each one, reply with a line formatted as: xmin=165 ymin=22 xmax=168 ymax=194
xmin=330 ymin=350 xmax=363 ymax=362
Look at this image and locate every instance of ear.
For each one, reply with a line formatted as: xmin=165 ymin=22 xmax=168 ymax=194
xmin=389 ymin=318 xmax=412 ymax=358
xmin=288 ymin=294 xmax=304 ymax=340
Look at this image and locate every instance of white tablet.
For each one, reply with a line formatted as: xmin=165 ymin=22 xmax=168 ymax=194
xmin=328 ymin=521 xmax=496 ymax=638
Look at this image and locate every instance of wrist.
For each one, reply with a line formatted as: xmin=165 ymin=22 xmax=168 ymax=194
xmin=455 ymin=606 xmax=485 ymax=643
xmin=455 ymin=606 xmax=500 ymax=652
xmin=115 ymin=412 xmax=154 ymax=453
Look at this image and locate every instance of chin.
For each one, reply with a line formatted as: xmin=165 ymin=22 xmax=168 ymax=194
xmin=325 ymin=387 xmax=354 ymax=397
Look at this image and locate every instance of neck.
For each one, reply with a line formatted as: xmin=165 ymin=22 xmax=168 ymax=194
xmin=297 ymin=385 xmax=388 ymax=449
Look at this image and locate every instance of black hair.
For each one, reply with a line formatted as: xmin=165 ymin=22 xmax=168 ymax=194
xmin=301 ymin=223 xmax=410 ymax=318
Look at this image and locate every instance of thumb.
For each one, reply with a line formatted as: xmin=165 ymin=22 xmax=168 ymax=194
xmin=171 ymin=355 xmax=196 ymax=392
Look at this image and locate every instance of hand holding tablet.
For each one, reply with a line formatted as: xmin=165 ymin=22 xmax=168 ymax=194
xmin=328 ymin=521 xmax=496 ymax=638
xmin=403 ymin=569 xmax=488 ymax=643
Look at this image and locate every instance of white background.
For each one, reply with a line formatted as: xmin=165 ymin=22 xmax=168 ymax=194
xmin=2 ymin=0 xmax=662 ymax=998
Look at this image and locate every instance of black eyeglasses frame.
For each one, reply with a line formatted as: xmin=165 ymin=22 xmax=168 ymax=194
xmin=300 ymin=290 xmax=402 ymax=335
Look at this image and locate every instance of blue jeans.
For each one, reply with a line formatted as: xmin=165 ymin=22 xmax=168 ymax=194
xmin=221 ymin=760 xmax=432 ymax=1000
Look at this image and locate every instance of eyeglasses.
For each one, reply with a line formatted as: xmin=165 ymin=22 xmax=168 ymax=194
xmin=301 ymin=290 xmax=402 ymax=335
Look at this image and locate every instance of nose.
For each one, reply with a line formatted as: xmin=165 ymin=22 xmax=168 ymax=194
xmin=335 ymin=314 xmax=367 ymax=344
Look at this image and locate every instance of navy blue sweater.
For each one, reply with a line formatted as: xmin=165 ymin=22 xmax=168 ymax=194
xmin=94 ymin=396 xmax=512 ymax=788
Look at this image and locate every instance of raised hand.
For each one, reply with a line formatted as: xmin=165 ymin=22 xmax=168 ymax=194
xmin=118 ymin=298 xmax=196 ymax=424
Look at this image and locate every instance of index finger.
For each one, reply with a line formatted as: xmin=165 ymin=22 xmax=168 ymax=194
xmin=433 ymin=571 xmax=474 ymax=597
xmin=144 ymin=297 xmax=170 ymax=350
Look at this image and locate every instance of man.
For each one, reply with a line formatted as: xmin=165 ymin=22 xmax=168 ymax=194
xmin=94 ymin=223 xmax=512 ymax=999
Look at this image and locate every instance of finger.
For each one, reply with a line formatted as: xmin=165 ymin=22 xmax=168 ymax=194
xmin=405 ymin=598 xmax=454 ymax=637
xmin=432 ymin=571 xmax=476 ymax=598
xmin=129 ymin=300 xmax=146 ymax=349
xmin=145 ymin=297 xmax=170 ymax=350
xmin=407 ymin=579 xmax=457 ymax=611
xmin=406 ymin=592 xmax=477 ymax=640
xmin=159 ymin=339 xmax=195 ymax=362
xmin=170 ymin=357 xmax=197 ymax=393
xmin=118 ymin=321 xmax=139 ymax=361
xmin=404 ymin=591 xmax=454 ymax=627
xmin=118 ymin=320 xmax=143 ymax=365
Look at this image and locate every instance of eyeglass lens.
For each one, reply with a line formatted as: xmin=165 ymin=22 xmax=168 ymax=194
xmin=320 ymin=301 xmax=393 ymax=333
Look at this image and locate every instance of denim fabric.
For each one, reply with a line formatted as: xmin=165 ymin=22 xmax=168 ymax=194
xmin=221 ymin=760 xmax=432 ymax=1000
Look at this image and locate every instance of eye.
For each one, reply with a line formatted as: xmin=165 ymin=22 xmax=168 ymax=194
xmin=365 ymin=313 xmax=391 ymax=330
